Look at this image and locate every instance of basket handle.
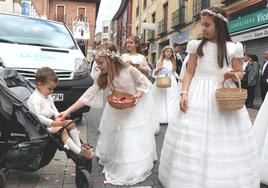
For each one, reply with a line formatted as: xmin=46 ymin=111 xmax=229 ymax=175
xmin=221 ymin=72 xmax=242 ymax=90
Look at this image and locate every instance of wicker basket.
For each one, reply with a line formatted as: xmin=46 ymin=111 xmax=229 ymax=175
xmin=156 ymin=76 xmax=171 ymax=88
xmin=215 ymin=74 xmax=247 ymax=110
xmin=107 ymin=91 xmax=136 ymax=110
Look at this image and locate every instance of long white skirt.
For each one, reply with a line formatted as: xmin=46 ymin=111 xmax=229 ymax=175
xmin=151 ymin=75 xmax=180 ymax=124
xmin=96 ymin=93 xmax=157 ymax=185
xmin=158 ymin=75 xmax=260 ymax=188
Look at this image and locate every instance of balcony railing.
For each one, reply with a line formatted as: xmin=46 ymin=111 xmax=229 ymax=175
xmin=171 ymin=7 xmax=186 ymax=29
xmin=158 ymin=19 xmax=167 ymax=35
xmin=221 ymin=0 xmax=238 ymax=4
xmin=147 ymin=30 xmax=154 ymax=42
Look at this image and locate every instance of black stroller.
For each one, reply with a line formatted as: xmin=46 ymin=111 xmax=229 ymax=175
xmin=0 ymin=67 xmax=92 ymax=188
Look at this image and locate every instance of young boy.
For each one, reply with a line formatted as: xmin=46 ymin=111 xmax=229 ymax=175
xmin=27 ymin=67 xmax=94 ymax=159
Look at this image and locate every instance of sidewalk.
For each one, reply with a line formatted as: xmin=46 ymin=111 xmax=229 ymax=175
xmin=4 ymin=119 xmax=89 ymax=188
xmin=4 ymin=107 xmax=261 ymax=188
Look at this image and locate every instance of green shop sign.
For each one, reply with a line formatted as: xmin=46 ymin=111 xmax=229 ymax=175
xmin=228 ymin=8 xmax=268 ymax=33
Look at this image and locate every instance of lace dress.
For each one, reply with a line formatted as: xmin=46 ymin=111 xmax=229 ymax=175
xmin=79 ymin=65 xmax=157 ymax=185
xmin=151 ymin=59 xmax=180 ymax=125
xmin=158 ymin=40 xmax=260 ymax=188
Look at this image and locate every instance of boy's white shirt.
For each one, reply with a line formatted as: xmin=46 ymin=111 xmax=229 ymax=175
xmin=27 ymin=89 xmax=59 ymax=126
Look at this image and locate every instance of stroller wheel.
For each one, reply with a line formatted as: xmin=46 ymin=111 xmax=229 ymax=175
xmin=75 ymin=169 xmax=92 ymax=188
xmin=0 ymin=170 xmax=6 ymax=188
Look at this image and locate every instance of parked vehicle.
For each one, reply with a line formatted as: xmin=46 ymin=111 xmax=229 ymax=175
xmin=0 ymin=12 xmax=93 ymax=119
xmin=0 ymin=67 xmax=93 ymax=188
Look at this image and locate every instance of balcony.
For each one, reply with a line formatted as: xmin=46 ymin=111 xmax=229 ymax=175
xmin=158 ymin=19 xmax=167 ymax=36
xmin=171 ymin=7 xmax=186 ymax=29
xmin=221 ymin=0 xmax=238 ymax=4
xmin=147 ymin=31 xmax=154 ymax=42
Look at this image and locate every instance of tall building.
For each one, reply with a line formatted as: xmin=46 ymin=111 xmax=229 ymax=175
xmin=111 ymin=0 xmax=132 ymax=52
xmin=101 ymin=20 xmax=112 ymax=43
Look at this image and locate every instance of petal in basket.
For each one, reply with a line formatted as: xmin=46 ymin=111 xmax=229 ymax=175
xmin=107 ymin=91 xmax=136 ymax=110
xmin=215 ymin=73 xmax=247 ymax=110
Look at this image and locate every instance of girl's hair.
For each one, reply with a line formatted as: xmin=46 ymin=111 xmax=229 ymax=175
xmin=96 ymin=43 xmax=128 ymax=90
xmin=157 ymin=46 xmax=177 ymax=71
xmin=197 ymin=6 xmax=232 ymax=68
xmin=35 ymin=67 xmax=58 ymax=84
xmin=127 ymin=35 xmax=142 ymax=53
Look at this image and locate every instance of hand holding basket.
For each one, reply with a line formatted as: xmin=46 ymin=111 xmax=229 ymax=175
xmin=215 ymin=73 xmax=247 ymax=110
xmin=107 ymin=91 xmax=136 ymax=110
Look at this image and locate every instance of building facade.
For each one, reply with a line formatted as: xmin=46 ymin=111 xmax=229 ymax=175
xmin=111 ymin=0 xmax=132 ymax=52
xmin=101 ymin=20 xmax=112 ymax=43
xmin=128 ymin=0 xmax=267 ymax=102
xmin=31 ymin=0 xmax=100 ymax=50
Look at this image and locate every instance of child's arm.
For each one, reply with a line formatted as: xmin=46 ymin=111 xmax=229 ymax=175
xmin=129 ymin=66 xmax=152 ymax=95
xmin=60 ymin=73 xmax=103 ymax=118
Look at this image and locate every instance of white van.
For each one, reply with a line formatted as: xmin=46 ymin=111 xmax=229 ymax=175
xmin=0 ymin=13 xmax=93 ymax=119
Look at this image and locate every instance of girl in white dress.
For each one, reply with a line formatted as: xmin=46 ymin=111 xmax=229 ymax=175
xmin=158 ymin=7 xmax=260 ymax=188
xmin=121 ymin=35 xmax=159 ymax=133
xmin=151 ymin=46 xmax=180 ymax=125
xmin=121 ymin=35 xmax=151 ymax=76
xmin=252 ymin=95 xmax=268 ymax=185
xmin=60 ymin=43 xmax=157 ymax=185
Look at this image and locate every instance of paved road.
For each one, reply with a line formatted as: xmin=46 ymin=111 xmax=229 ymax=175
xmin=86 ymin=107 xmax=265 ymax=188
xmin=4 ymin=107 xmax=268 ymax=188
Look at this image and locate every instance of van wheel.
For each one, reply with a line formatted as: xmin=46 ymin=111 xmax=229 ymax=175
xmin=0 ymin=170 xmax=6 ymax=188
xmin=75 ymin=169 xmax=92 ymax=188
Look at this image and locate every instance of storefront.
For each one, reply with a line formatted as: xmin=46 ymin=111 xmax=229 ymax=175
xmin=229 ymin=8 xmax=268 ymax=63
xmin=228 ymin=8 xmax=268 ymax=103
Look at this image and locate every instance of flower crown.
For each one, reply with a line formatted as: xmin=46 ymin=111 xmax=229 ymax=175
xmin=201 ymin=9 xmax=228 ymax=23
xmin=91 ymin=49 xmax=121 ymax=59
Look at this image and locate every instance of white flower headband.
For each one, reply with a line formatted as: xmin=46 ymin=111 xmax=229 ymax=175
xmin=91 ymin=49 xmax=121 ymax=59
xmin=201 ymin=9 xmax=228 ymax=23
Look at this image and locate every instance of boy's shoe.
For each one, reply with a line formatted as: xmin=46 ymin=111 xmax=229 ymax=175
xmin=80 ymin=147 xmax=95 ymax=159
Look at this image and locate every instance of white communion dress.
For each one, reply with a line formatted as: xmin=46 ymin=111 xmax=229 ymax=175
xmin=252 ymin=94 xmax=268 ymax=185
xmin=158 ymin=40 xmax=260 ymax=188
xmin=121 ymin=53 xmax=151 ymax=71
xmin=79 ymin=65 xmax=157 ymax=185
xmin=151 ymin=59 xmax=180 ymax=125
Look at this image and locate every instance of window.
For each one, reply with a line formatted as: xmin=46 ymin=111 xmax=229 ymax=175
xmin=78 ymin=7 xmax=86 ymax=21
xmin=136 ymin=6 xmax=139 ymax=17
xmin=152 ymin=12 xmax=156 ymax=23
xmin=143 ymin=0 xmax=147 ymax=9
xmin=136 ymin=26 xmax=139 ymax=36
xmin=193 ymin=0 xmax=210 ymax=17
xmin=56 ymin=5 xmax=65 ymax=22
xmin=103 ymin=26 xmax=109 ymax=33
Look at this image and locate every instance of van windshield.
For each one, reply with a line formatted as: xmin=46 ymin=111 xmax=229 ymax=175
xmin=0 ymin=14 xmax=77 ymax=49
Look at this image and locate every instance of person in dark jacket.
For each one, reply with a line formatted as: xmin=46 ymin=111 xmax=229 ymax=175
xmin=261 ymin=50 xmax=268 ymax=101
xmin=173 ymin=43 xmax=184 ymax=75
xmin=243 ymin=54 xmax=259 ymax=108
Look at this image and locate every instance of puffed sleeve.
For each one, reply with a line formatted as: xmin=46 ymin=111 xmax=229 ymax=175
xmin=129 ymin=66 xmax=152 ymax=93
xmin=233 ymin=42 xmax=244 ymax=59
xmin=186 ymin=40 xmax=200 ymax=54
xmin=78 ymin=73 xmax=103 ymax=108
xmin=140 ymin=55 xmax=151 ymax=71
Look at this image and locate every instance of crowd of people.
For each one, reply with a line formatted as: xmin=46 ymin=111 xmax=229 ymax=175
xmin=27 ymin=6 xmax=268 ymax=188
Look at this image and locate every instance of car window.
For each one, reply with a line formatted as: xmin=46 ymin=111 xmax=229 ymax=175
xmin=0 ymin=14 xmax=77 ymax=49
